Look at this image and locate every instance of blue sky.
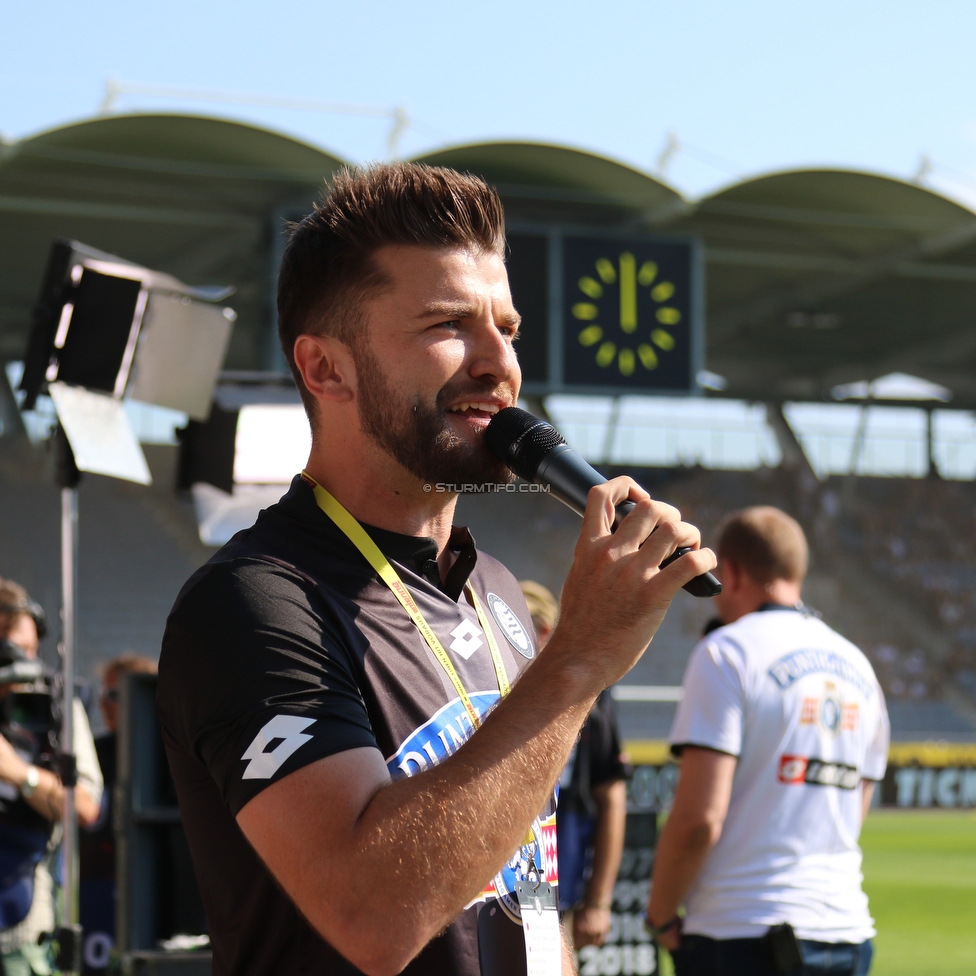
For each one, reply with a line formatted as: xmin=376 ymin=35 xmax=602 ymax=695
xmin=3 ymin=1 xmax=976 ymax=205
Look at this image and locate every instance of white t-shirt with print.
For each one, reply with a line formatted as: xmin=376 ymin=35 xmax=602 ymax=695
xmin=669 ymin=607 xmax=889 ymax=943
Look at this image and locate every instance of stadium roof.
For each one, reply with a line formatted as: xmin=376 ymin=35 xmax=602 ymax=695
xmin=678 ymin=170 xmax=976 ymax=407
xmin=0 ymin=113 xmax=344 ymax=367
xmin=1 ymin=115 xmax=975 ymax=406
xmin=415 ymin=141 xmax=684 ymax=225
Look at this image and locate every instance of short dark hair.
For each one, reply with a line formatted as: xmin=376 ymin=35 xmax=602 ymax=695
xmin=0 ymin=579 xmax=30 ymax=619
xmin=717 ymin=506 xmax=808 ymax=585
xmin=0 ymin=579 xmax=41 ymax=637
xmin=101 ymin=653 xmax=158 ymax=684
xmin=277 ymin=163 xmax=506 ymax=416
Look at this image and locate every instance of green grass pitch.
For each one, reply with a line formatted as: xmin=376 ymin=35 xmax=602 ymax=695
xmin=861 ymin=810 xmax=976 ymax=975
xmin=657 ymin=809 xmax=976 ymax=976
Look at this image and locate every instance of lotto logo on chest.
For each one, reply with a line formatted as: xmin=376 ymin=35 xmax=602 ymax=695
xmin=449 ymin=619 xmax=484 ymax=660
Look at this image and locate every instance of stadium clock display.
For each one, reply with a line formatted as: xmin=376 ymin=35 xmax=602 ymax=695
xmin=561 ymin=235 xmax=695 ymax=392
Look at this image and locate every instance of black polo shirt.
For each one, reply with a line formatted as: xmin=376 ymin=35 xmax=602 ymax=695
xmin=157 ymin=477 xmax=553 ymax=976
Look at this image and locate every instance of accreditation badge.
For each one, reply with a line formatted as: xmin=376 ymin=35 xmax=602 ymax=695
xmin=516 ymin=878 xmax=561 ymax=976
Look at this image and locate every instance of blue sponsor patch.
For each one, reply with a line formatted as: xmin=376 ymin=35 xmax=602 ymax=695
xmin=387 ymin=691 xmax=500 ymax=779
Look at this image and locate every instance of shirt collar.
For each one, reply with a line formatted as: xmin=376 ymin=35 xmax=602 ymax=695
xmin=291 ymin=476 xmax=479 ymax=600
xmin=356 ymin=523 xmax=478 ymax=602
xmin=756 ymin=601 xmax=820 ymax=618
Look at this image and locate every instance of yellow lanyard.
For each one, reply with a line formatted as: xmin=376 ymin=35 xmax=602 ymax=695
xmin=303 ymin=472 xmax=510 ymax=730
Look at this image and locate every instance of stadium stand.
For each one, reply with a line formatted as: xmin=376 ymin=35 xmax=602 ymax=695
xmin=1 ymin=406 xmax=974 ymax=744
xmin=1 ymin=114 xmax=974 ymax=748
xmin=591 ymin=462 xmax=976 ymax=742
xmin=833 ymin=476 xmax=976 ymax=717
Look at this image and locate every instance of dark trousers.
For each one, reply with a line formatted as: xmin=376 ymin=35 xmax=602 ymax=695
xmin=672 ymin=934 xmax=874 ymax=976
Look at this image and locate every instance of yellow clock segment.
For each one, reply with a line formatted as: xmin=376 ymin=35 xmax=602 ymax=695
xmin=571 ymin=251 xmax=683 ymax=378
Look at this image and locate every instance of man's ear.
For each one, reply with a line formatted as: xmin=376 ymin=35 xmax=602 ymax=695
xmin=294 ymin=334 xmax=356 ymax=403
xmin=719 ymin=559 xmax=742 ymax=592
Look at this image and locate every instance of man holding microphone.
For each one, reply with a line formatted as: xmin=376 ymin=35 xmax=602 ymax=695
xmin=158 ymin=163 xmax=714 ymax=976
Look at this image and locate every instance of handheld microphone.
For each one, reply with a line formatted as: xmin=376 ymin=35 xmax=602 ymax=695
xmin=484 ymin=407 xmax=721 ymax=598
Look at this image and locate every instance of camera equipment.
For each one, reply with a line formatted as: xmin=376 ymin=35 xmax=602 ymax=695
xmin=0 ymin=690 xmax=57 ymax=769
xmin=0 ymin=641 xmax=58 ymax=806
xmin=0 ymin=639 xmax=60 ymax=934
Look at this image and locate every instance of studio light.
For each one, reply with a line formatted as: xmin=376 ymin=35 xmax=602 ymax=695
xmin=21 ymin=239 xmax=235 ymax=483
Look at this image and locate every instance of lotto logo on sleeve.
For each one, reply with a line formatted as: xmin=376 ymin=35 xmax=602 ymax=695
xmin=778 ymin=754 xmax=859 ymax=790
xmin=241 ymin=715 xmax=316 ymax=780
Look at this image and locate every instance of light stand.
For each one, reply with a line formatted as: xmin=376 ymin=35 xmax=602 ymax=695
xmin=18 ymin=239 xmax=235 ymax=973
xmin=55 ymin=427 xmax=83 ymax=975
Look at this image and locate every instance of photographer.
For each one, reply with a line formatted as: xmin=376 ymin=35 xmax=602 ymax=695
xmin=0 ymin=580 xmax=102 ymax=976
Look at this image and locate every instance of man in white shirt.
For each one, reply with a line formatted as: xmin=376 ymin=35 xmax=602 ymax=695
xmin=647 ymin=507 xmax=888 ymax=976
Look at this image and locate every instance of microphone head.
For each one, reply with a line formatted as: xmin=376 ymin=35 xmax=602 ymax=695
xmin=484 ymin=407 xmax=566 ymax=481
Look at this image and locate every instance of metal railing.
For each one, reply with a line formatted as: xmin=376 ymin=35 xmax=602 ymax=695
xmin=611 ymin=686 xmax=684 ymax=702
xmin=546 ymin=396 xmax=976 ymax=481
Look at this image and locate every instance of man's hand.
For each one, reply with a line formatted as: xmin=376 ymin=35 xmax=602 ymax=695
xmin=551 ymin=478 xmax=716 ymax=695
xmin=573 ymin=905 xmax=612 ymax=948
xmin=651 ymin=916 xmax=682 ymax=953
xmin=0 ymin=732 xmax=99 ymax=825
xmin=0 ymin=733 xmax=29 ymax=786
xmin=574 ymin=778 xmax=627 ymax=948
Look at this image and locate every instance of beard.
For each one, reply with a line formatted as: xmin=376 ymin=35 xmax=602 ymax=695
xmin=351 ymin=342 xmax=515 ymax=488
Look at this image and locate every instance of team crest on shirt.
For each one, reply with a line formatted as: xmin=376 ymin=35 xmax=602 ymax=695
xmin=491 ymin=815 xmax=557 ymax=922
xmin=821 ymin=693 xmax=842 ymax=733
xmin=487 ymin=593 xmax=535 ymax=659
xmin=799 ymin=682 xmax=860 ymax=736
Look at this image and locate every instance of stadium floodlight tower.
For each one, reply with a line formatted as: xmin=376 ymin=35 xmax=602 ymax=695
xmin=19 ymin=239 xmax=235 ymax=974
